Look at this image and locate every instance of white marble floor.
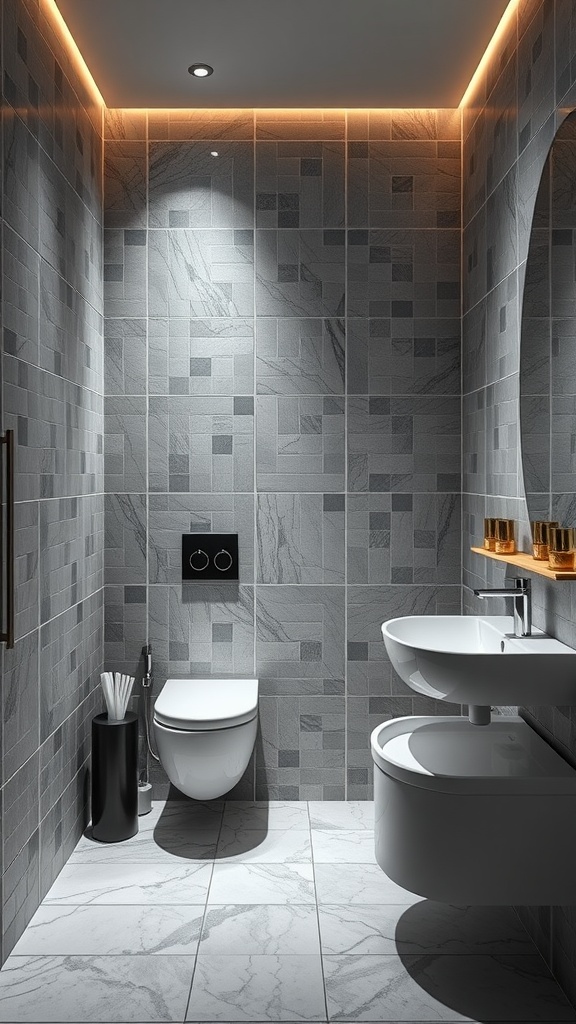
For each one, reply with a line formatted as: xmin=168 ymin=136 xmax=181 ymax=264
xmin=0 ymin=799 xmax=574 ymax=1023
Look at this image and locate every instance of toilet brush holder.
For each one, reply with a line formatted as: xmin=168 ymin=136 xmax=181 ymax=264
xmin=138 ymin=782 xmax=153 ymax=816
xmin=91 ymin=712 xmax=138 ymax=842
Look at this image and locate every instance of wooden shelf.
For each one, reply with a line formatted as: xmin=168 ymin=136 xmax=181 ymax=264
xmin=470 ymin=546 xmax=576 ymax=581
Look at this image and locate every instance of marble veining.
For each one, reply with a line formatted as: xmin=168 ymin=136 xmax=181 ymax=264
xmin=1 ymin=800 xmax=573 ymax=1021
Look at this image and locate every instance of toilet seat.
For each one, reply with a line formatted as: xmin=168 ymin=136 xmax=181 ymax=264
xmin=154 ymin=678 xmax=258 ymax=731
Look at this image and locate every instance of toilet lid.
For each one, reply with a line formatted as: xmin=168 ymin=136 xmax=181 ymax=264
xmin=153 ymin=678 xmax=258 ymax=730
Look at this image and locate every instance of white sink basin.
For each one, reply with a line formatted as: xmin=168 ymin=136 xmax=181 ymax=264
xmin=381 ymin=615 xmax=576 ymax=705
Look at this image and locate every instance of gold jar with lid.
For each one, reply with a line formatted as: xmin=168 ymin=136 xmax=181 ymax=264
xmin=494 ymin=518 xmax=515 ymax=555
xmin=531 ymin=520 xmax=560 ymax=561
xmin=548 ymin=527 xmax=575 ymax=571
xmin=483 ymin=518 xmax=497 ymax=551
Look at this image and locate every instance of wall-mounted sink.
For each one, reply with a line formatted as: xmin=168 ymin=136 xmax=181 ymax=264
xmin=381 ymin=615 xmax=576 ymax=706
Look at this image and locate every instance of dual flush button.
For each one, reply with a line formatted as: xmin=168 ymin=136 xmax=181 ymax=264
xmin=182 ymin=533 xmax=239 ymax=581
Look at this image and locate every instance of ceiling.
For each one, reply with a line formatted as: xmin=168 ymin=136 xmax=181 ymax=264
xmin=55 ymin=0 xmax=509 ymax=109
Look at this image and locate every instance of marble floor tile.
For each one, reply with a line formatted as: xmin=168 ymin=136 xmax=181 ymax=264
xmin=43 ymin=861 xmax=214 ymax=905
xmin=186 ymin=955 xmax=326 ymax=1021
xmin=11 ymin=904 xmax=204 ymax=956
xmin=209 ymin=863 xmax=316 ymax=904
xmin=200 ymin=904 xmax=321 ymax=955
xmin=71 ymin=827 xmax=219 ymax=864
xmin=315 ymin=863 xmax=421 ymax=905
xmin=217 ymin=828 xmax=312 ymax=863
xmin=318 ymin=903 xmax=535 ymax=956
xmin=311 ymin=830 xmax=376 ymax=864
xmin=0 ymin=954 xmax=194 ymax=1022
xmin=308 ymin=802 xmax=373 ymax=830
xmin=324 ymin=953 xmax=576 ymax=1022
xmin=223 ymin=801 xmax=311 ymax=831
xmin=144 ymin=799 xmax=225 ymax=830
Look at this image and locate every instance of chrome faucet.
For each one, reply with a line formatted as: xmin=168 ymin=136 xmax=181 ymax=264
xmin=473 ymin=577 xmax=532 ymax=638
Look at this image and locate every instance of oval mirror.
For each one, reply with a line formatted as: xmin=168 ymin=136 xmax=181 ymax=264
xmin=520 ymin=110 xmax=576 ymax=527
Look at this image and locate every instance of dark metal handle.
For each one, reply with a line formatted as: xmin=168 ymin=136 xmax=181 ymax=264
xmin=1 ymin=430 xmax=15 ymax=649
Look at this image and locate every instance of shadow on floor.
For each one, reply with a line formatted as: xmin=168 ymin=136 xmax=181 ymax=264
xmin=395 ymin=901 xmax=576 ymax=1020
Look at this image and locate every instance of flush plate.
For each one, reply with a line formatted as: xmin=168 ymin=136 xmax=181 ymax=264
xmin=182 ymin=533 xmax=239 ymax=582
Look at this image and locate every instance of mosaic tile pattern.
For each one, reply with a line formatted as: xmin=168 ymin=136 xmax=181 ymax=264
xmin=257 ymin=396 xmax=345 ymax=492
xmin=149 ymin=317 xmax=254 ymax=397
xmin=149 ymin=395 xmax=254 ymax=493
xmin=101 ymin=104 xmax=462 ymax=804
xmin=1 ymin=0 xmax=105 ymax=962
xmin=255 ymin=142 xmax=345 ymax=228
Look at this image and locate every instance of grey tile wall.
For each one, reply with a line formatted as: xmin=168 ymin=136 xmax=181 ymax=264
xmin=0 ymin=0 xmax=104 ymax=962
xmin=104 ymin=108 xmax=461 ymax=802
xmin=461 ymin=0 xmax=576 ymax=1005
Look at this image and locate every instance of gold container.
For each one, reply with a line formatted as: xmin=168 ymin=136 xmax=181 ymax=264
xmin=494 ymin=518 xmax=515 ymax=555
xmin=483 ymin=517 xmax=497 ymax=552
xmin=548 ymin=527 xmax=575 ymax=571
xmin=530 ymin=520 xmax=560 ymax=561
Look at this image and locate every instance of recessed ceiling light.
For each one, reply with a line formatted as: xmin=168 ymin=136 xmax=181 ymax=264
xmin=188 ymin=63 xmax=213 ymax=78
xmin=210 ymin=151 xmax=219 ymax=157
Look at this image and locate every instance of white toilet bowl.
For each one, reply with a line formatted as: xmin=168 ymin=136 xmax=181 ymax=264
xmin=153 ymin=678 xmax=258 ymax=800
xmin=371 ymin=715 xmax=576 ymax=905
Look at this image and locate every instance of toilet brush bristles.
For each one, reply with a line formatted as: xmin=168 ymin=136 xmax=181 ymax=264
xmin=100 ymin=671 xmax=135 ymax=721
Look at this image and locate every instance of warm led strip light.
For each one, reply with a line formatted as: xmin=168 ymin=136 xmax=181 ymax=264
xmin=43 ymin=0 xmax=105 ymax=107
xmin=46 ymin=0 xmax=519 ymax=113
xmin=459 ymin=0 xmax=520 ymax=108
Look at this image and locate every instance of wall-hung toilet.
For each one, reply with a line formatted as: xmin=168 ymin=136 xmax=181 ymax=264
xmin=371 ymin=715 xmax=576 ymax=905
xmin=153 ymin=678 xmax=258 ymax=800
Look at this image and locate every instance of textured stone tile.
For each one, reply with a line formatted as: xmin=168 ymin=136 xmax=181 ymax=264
xmin=104 ymin=318 xmax=147 ymax=395
xmin=40 ymin=496 xmax=103 ymax=623
xmin=3 ymin=359 xmax=102 ymax=502
xmin=257 ymin=493 xmax=345 ymax=583
xmin=105 ymin=493 xmax=147 ymax=584
xmin=255 ymin=229 xmax=345 ymax=317
xmin=39 ymin=260 xmax=103 ymax=392
xmin=348 ymin=139 xmax=460 ymax=230
xmin=149 ymin=317 xmax=254 ymax=396
xmin=347 ymin=317 xmax=459 ymax=396
xmin=104 ymin=583 xmax=147 ymax=676
xmin=149 ymin=142 xmax=254 ymax=228
xmin=3 ymin=106 xmax=40 ymax=250
xmin=103 ymin=140 xmax=147 ymax=229
xmin=347 ymin=228 xmax=459 ymax=319
xmin=104 ymin=108 xmax=147 ymax=140
xmin=148 ymin=228 xmax=254 ymax=317
xmin=256 ymin=585 xmax=345 ymax=694
xmin=148 ymin=109 xmax=253 ymax=141
xmin=104 ymin=396 xmax=147 ymax=492
xmin=2 ymin=631 xmax=39 ymax=784
xmin=40 ymin=590 xmax=103 ymax=739
xmin=256 ymin=317 xmax=345 ymax=395
xmin=2 ymin=224 xmax=39 ymax=366
xmin=149 ymin=395 xmax=254 ymax=493
xmin=256 ymin=110 xmax=345 ymax=141
xmin=104 ymin=227 xmax=146 ymax=317
xmin=256 ymin=141 xmax=344 ymax=228
xmin=149 ymin=584 xmax=255 ymax=679
xmin=257 ymin=395 xmax=344 ymax=492
xmin=347 ymin=395 xmax=460 ymax=494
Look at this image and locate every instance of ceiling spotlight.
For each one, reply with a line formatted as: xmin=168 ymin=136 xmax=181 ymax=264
xmin=210 ymin=151 xmax=219 ymax=157
xmin=188 ymin=63 xmax=213 ymax=78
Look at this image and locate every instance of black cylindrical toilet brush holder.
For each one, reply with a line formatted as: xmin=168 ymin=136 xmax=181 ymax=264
xmin=91 ymin=712 xmax=138 ymax=843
